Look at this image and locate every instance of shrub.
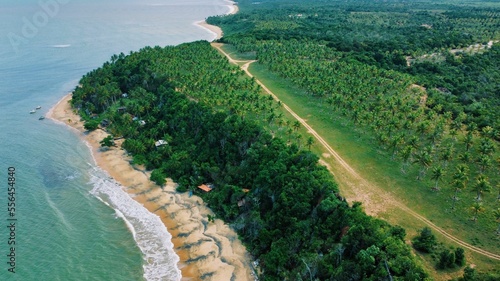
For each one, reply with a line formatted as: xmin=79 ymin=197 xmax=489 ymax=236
xmin=455 ymin=247 xmax=466 ymax=267
xmin=99 ymin=135 xmax=115 ymax=147
xmin=412 ymin=227 xmax=437 ymax=253
xmin=84 ymin=120 xmax=99 ymax=131
xmin=437 ymin=249 xmax=455 ymax=269
xmin=150 ymin=169 xmax=166 ymax=186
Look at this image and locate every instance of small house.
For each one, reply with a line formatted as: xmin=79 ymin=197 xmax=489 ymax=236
xmin=237 ymin=198 xmax=247 ymax=207
xmin=122 ymin=93 xmax=128 ymax=98
xmin=155 ymin=140 xmax=168 ymax=147
xmin=117 ymin=106 xmax=127 ymax=113
xmin=198 ymin=184 xmax=214 ymax=192
xmin=100 ymin=119 xmax=110 ymax=127
xmin=139 ymin=120 xmax=146 ymax=126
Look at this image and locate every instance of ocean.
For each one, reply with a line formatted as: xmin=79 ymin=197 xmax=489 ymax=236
xmin=0 ymin=0 xmax=232 ymax=280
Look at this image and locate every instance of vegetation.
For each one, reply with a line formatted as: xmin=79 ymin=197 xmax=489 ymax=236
xmin=99 ymin=135 xmax=115 ymax=147
xmin=453 ymin=266 xmax=500 ymax=281
xmin=70 ymin=0 xmax=500 ymax=278
xmin=412 ymin=227 xmax=467 ymax=270
xmin=207 ymin=0 xmax=500 ymax=271
xmin=71 ymin=41 xmax=428 ymax=280
xmin=413 ymin=227 xmax=438 ymax=253
xmin=83 ymin=119 xmax=99 ymax=131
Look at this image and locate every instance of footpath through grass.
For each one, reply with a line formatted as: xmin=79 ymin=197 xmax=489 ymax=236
xmin=245 ymin=60 xmax=500 ymax=276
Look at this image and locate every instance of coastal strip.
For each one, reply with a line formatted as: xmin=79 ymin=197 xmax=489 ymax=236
xmin=47 ymin=93 xmax=255 ymax=281
xmin=195 ymin=1 xmax=239 ymax=40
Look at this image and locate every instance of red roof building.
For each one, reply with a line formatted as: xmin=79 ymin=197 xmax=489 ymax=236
xmin=198 ymin=184 xmax=213 ymax=192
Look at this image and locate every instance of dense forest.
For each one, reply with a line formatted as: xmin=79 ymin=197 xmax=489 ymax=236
xmin=71 ymin=41 xmax=429 ymax=280
xmin=208 ymin=0 xmax=500 ymax=246
xmin=205 ymin=0 xmax=500 ymax=279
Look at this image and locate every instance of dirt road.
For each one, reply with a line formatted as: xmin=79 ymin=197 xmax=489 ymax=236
xmin=211 ymin=42 xmax=500 ymax=261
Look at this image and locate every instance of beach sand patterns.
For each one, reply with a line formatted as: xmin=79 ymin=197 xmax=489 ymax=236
xmin=48 ymin=93 xmax=255 ymax=281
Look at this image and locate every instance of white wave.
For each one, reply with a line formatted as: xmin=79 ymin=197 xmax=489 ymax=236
xmin=114 ymin=208 xmax=137 ymax=240
xmin=44 ymin=190 xmax=74 ymax=231
xmin=88 ymin=167 xmax=181 ymax=281
xmin=51 ymin=44 xmax=71 ymax=48
xmin=225 ymin=4 xmax=235 ymax=14
xmin=224 ymin=0 xmax=237 ymax=14
xmin=193 ymin=20 xmax=219 ymax=41
xmin=65 ymin=171 xmax=80 ymax=180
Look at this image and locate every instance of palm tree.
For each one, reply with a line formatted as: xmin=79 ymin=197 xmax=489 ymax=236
xmin=296 ymin=134 xmax=303 ymax=149
xmin=416 ymin=120 xmax=431 ymax=137
xmin=451 ymin=164 xmax=469 ymax=208
xmin=157 ymin=120 xmax=168 ymax=135
xmin=267 ymin=112 xmax=276 ymax=126
xmin=477 ymin=155 xmax=492 ymax=173
xmin=389 ymin=134 xmax=405 ymax=159
xmin=494 ymin=208 xmax=500 ymax=235
xmin=496 ymin=182 xmax=500 ymax=201
xmin=407 ymin=135 xmax=419 ymax=149
xmin=481 ymin=125 xmax=495 ymax=139
xmin=400 ymin=145 xmax=413 ymax=173
xmin=439 ymin=145 xmax=454 ymax=168
xmin=479 ymin=138 xmax=495 ymax=156
xmin=472 ymin=174 xmax=491 ymax=201
xmin=306 ymin=136 xmax=314 ymax=151
xmin=458 ymin=152 xmax=471 ymax=163
xmin=413 ymin=149 xmax=432 ymax=180
xmin=293 ymin=120 xmax=301 ymax=131
xmin=449 ymin=128 xmax=458 ymax=142
xmin=467 ymin=122 xmax=478 ymax=135
xmin=430 ymin=166 xmax=445 ymax=191
xmin=463 ymin=132 xmax=474 ymax=151
xmin=470 ymin=202 xmax=484 ymax=222
xmin=450 ymin=113 xmax=465 ymax=134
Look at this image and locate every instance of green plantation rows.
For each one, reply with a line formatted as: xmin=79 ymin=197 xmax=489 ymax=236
xmin=209 ymin=0 xmax=500 ymax=134
xmin=251 ymin=40 xmax=499 ymax=225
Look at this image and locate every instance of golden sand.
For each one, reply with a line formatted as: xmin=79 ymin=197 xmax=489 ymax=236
xmin=197 ymin=2 xmax=239 ymax=40
xmin=47 ymin=93 xmax=254 ymax=280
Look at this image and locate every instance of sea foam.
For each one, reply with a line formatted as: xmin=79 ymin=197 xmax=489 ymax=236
xmin=51 ymin=44 xmax=71 ymax=48
xmin=89 ymin=167 xmax=181 ymax=281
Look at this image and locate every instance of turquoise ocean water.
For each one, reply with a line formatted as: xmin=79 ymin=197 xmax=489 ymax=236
xmin=0 ymin=0 xmax=231 ymax=280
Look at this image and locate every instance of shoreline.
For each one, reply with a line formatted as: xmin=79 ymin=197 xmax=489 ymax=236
xmin=47 ymin=93 xmax=255 ymax=280
xmin=195 ymin=1 xmax=239 ymax=40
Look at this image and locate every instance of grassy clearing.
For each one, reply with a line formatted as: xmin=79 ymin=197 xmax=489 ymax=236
xmin=246 ymin=61 xmax=500 ymax=274
xmin=219 ymin=44 xmax=256 ymax=61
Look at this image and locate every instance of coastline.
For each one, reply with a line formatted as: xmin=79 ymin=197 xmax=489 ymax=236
xmin=47 ymin=93 xmax=255 ymax=281
xmin=195 ymin=1 xmax=239 ymax=40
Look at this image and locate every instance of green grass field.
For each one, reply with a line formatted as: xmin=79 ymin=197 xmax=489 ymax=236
xmin=243 ymin=59 xmax=500 ymax=277
xmin=218 ymin=44 xmax=256 ymax=61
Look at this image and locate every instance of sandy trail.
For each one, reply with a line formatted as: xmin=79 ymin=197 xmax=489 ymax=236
xmin=47 ymin=94 xmax=256 ymax=280
xmin=211 ymin=43 xmax=500 ymax=261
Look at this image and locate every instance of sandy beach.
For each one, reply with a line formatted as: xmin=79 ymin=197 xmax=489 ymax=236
xmin=47 ymin=93 xmax=255 ymax=281
xmin=196 ymin=1 xmax=239 ymax=40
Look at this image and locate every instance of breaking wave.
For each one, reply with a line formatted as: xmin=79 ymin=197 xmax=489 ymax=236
xmin=88 ymin=166 xmax=181 ymax=281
